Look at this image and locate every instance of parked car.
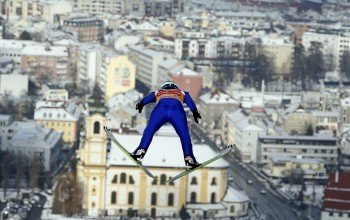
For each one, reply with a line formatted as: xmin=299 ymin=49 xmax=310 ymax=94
xmin=247 ymin=179 xmax=253 ymax=184
xmin=260 ymin=189 xmax=267 ymax=195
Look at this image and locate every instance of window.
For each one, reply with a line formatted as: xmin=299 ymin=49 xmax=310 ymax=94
xmin=49 ymin=113 xmax=52 ymax=118
xmin=112 ymin=175 xmax=117 ymax=183
xmin=230 ymin=205 xmax=235 ymax=213
xmin=43 ymin=113 xmax=47 ymax=118
xmin=211 ymin=177 xmax=217 ymax=186
xmin=151 ymin=193 xmax=157 ymax=205
xmin=129 ymin=176 xmax=134 ymax=184
xmin=168 ymin=193 xmax=174 ymax=206
xmin=211 ymin=193 xmax=216 ymax=203
xmin=93 ymin=121 xmax=100 ymax=134
xmin=111 ymin=191 xmax=116 ymax=204
xmin=57 ymin=113 xmax=61 ymax=119
xmin=190 ymin=192 xmax=196 ymax=203
xmin=120 ymin=173 xmax=126 ymax=184
xmin=160 ymin=174 xmax=166 ymax=185
xmin=339 ymin=213 xmax=343 ymax=217
xmin=191 ymin=177 xmax=197 ymax=185
xmin=329 ymin=212 xmax=333 ymax=216
xmin=91 ymin=202 xmax=95 ymax=208
xmin=152 ymin=178 xmax=157 ymax=185
xmin=128 ymin=192 xmax=134 ymax=205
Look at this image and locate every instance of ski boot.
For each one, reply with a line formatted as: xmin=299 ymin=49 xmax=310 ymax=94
xmin=184 ymin=156 xmax=202 ymax=170
xmin=130 ymin=149 xmax=146 ymax=162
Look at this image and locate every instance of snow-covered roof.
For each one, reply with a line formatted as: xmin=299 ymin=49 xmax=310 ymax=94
xmin=269 ymin=155 xmax=325 ymax=164
xmin=0 ymin=39 xmax=40 ymax=49
xmin=200 ymin=92 xmax=238 ymax=104
xmin=172 ymin=67 xmax=199 ymax=76
xmin=22 ymin=45 xmax=68 ymax=57
xmin=311 ymin=111 xmax=339 ymax=118
xmin=186 ymin=203 xmax=226 ymax=210
xmin=10 ymin=125 xmax=61 ymax=149
xmin=341 ymin=97 xmax=350 ymax=107
xmin=223 ymin=187 xmax=249 ymax=203
xmin=226 ymin=109 xmax=247 ymax=123
xmin=147 ymin=36 xmax=174 ymax=46
xmin=108 ymin=133 xmax=230 ymax=168
xmin=0 ymin=114 xmax=12 ymax=121
xmin=128 ymin=44 xmax=163 ymax=58
xmin=34 ymin=101 xmax=81 ymax=121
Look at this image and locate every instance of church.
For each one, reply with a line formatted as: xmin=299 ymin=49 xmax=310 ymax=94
xmin=76 ymin=87 xmax=249 ymax=218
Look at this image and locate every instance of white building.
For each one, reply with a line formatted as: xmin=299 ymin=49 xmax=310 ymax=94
xmin=76 ymin=0 xmax=122 ymax=15
xmin=9 ymin=124 xmax=62 ymax=171
xmin=302 ymin=29 xmax=350 ymax=71
xmin=0 ymin=39 xmax=41 ymax=64
xmin=41 ymin=0 xmax=73 ymax=24
xmin=312 ymin=111 xmax=339 ymax=134
xmin=77 ymin=44 xmax=102 ymax=92
xmin=258 ymin=135 xmax=338 ymax=165
xmin=0 ymin=73 xmax=28 ymax=97
xmin=128 ymin=44 xmax=164 ymax=89
xmin=42 ymin=84 xmax=69 ymax=101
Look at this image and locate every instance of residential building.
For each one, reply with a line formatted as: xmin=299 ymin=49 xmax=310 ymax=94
xmin=63 ymin=17 xmax=104 ymax=43
xmin=199 ymin=91 xmax=239 ymax=129
xmin=144 ymin=0 xmax=184 ymax=17
xmin=302 ymin=91 xmax=325 ymax=110
xmin=20 ymin=45 xmax=70 ymax=84
xmin=170 ymin=67 xmax=202 ymax=100
xmin=100 ymin=53 xmax=136 ymax=101
xmin=262 ymin=156 xmax=327 ymax=181
xmin=0 ymin=39 xmax=41 ymax=64
xmin=121 ymin=0 xmax=145 ymax=16
xmin=77 ymin=44 xmax=102 ymax=92
xmin=321 ymin=171 xmax=350 ymax=220
xmin=0 ymin=73 xmax=28 ymax=97
xmin=128 ymin=44 xmax=164 ymax=90
xmin=34 ymin=100 xmax=82 ymax=143
xmin=106 ymin=90 xmax=145 ymax=129
xmin=340 ymin=97 xmax=350 ymax=124
xmin=42 ymin=84 xmax=69 ymax=101
xmin=222 ymin=110 xmax=266 ymax=163
xmin=40 ymin=0 xmax=73 ymax=24
xmin=258 ymin=135 xmax=338 ymax=165
xmin=75 ymin=0 xmax=122 ymax=15
xmin=302 ymin=29 xmax=350 ymax=71
xmin=77 ymin=89 xmax=246 ymax=218
xmin=9 ymin=124 xmax=62 ymax=171
xmin=283 ymin=108 xmax=316 ymax=135
xmin=312 ymin=111 xmax=339 ymax=135
xmin=145 ymin=36 xmax=174 ymax=52
xmin=258 ymin=35 xmax=294 ymax=79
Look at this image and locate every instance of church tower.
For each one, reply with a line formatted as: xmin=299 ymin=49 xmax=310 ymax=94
xmin=77 ymin=85 xmax=107 ymax=217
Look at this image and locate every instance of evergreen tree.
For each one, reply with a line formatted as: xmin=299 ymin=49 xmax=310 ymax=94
xmin=19 ymin=31 xmax=32 ymax=40
xmin=340 ymin=50 xmax=350 ymax=80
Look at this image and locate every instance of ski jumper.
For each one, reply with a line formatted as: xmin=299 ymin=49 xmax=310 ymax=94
xmin=134 ymin=89 xmax=198 ymax=162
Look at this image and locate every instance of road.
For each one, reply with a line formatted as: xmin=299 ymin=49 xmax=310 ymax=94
xmin=26 ymin=193 xmax=47 ymax=220
xmin=190 ymin=122 xmax=299 ymax=220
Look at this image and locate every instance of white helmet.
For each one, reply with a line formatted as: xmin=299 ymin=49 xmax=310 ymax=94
xmin=161 ymin=81 xmax=179 ymax=90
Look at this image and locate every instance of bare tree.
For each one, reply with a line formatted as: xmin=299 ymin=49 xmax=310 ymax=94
xmin=16 ymin=152 xmax=23 ymax=199
xmin=292 ymin=44 xmax=307 ymax=90
xmin=29 ymin=154 xmax=40 ymax=191
xmin=53 ymin=173 xmax=83 ymax=216
xmin=305 ymin=42 xmax=325 ymax=86
xmin=1 ymin=151 xmax=10 ymax=198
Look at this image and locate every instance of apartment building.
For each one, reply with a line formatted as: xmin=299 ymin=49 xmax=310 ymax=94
xmin=77 ymin=44 xmax=102 ymax=92
xmin=63 ymin=17 xmax=104 ymax=43
xmin=100 ymin=53 xmax=136 ymax=101
xmin=258 ymin=135 xmax=338 ymax=165
xmin=34 ymin=100 xmax=82 ymax=143
xmin=0 ymin=39 xmax=41 ymax=64
xmin=21 ymin=45 xmax=71 ymax=84
xmin=302 ymin=29 xmax=350 ymax=71
xmin=128 ymin=44 xmax=164 ymax=89
xmin=199 ymin=91 xmax=239 ymax=129
xmin=75 ymin=0 xmax=122 ymax=15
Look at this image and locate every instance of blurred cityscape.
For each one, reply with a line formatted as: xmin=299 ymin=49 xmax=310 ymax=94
xmin=0 ymin=0 xmax=350 ymax=219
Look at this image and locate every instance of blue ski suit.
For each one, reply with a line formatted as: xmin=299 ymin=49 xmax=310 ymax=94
xmin=134 ymin=89 xmax=198 ymax=162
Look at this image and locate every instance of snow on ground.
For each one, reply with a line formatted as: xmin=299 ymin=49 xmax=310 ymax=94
xmin=42 ymin=214 xmax=83 ymax=220
xmin=280 ymin=184 xmax=324 ymax=206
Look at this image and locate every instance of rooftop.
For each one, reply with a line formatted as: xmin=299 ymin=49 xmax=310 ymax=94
xmin=22 ymin=45 xmax=68 ymax=57
xmin=223 ymin=187 xmax=249 ymax=203
xmin=108 ymin=133 xmax=229 ymax=168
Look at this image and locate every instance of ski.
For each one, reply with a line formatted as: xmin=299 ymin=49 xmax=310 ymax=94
xmin=168 ymin=145 xmax=235 ymax=183
xmin=103 ymin=126 xmax=157 ymax=180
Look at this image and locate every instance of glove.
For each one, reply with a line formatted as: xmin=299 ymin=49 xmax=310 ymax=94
xmin=192 ymin=109 xmax=202 ymax=123
xmin=136 ymin=101 xmax=144 ymax=113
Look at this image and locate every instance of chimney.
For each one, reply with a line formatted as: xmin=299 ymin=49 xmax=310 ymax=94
xmin=335 ymin=171 xmax=339 ymax=183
